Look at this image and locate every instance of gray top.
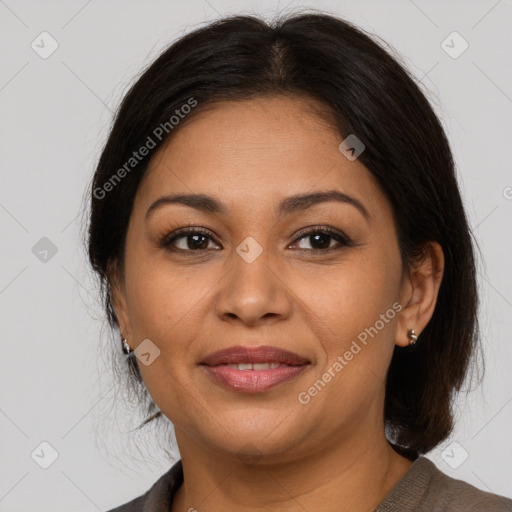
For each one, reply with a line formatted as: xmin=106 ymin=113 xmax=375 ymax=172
xmin=107 ymin=456 xmax=512 ymax=511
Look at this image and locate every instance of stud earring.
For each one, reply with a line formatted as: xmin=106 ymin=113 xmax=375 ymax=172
xmin=407 ymin=329 xmax=418 ymax=345
xmin=121 ymin=336 xmax=133 ymax=355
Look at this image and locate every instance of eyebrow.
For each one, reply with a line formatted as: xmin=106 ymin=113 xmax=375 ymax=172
xmin=145 ymin=190 xmax=370 ymax=221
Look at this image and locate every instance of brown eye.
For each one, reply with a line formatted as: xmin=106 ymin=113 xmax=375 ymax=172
xmin=160 ymin=225 xmax=354 ymax=254
xmin=291 ymin=227 xmax=354 ymax=252
xmin=160 ymin=227 xmax=221 ymax=252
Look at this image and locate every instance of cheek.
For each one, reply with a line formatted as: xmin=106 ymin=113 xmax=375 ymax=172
xmin=302 ymin=258 xmax=399 ymax=334
xmin=295 ymin=248 xmax=401 ymax=377
xmin=294 ymin=263 xmax=399 ymax=417
xmin=124 ymin=254 xmax=202 ymax=336
xmin=127 ymin=263 xmax=209 ymax=423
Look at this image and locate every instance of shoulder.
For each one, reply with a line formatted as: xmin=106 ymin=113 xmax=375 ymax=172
xmin=105 ymin=492 xmax=148 ymax=512
xmin=376 ymin=456 xmax=512 ymax=512
xmin=105 ymin=460 xmax=183 ymax=512
xmin=421 ymin=458 xmax=512 ymax=511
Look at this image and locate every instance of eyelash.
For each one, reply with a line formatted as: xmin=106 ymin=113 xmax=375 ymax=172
xmin=159 ymin=225 xmax=355 ymax=254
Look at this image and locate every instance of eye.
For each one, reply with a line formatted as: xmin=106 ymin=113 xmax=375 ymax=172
xmin=160 ymin=226 xmax=353 ymax=254
xmin=290 ymin=226 xmax=354 ymax=252
xmin=160 ymin=227 xmax=221 ymax=252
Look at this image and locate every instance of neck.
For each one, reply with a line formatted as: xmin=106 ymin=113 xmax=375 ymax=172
xmin=171 ymin=428 xmax=413 ymax=512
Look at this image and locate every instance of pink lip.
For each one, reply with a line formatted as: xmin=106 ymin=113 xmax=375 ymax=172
xmin=200 ymin=345 xmax=309 ymax=366
xmin=199 ymin=345 xmax=310 ymax=393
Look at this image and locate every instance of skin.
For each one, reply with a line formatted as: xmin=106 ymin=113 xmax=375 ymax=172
xmin=109 ymin=95 xmax=444 ymax=512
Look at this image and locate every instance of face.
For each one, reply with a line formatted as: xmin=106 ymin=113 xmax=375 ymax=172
xmin=110 ymin=95 xmax=424 ymax=464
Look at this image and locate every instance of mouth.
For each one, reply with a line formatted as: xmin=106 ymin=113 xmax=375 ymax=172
xmin=199 ymin=345 xmax=310 ymax=393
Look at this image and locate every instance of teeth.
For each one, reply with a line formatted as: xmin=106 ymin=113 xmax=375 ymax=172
xmin=253 ymin=363 xmax=270 ymax=370
xmin=226 ymin=362 xmax=283 ymax=370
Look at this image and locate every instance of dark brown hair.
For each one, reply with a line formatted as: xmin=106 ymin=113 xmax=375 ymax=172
xmin=86 ymin=11 xmax=482 ymax=458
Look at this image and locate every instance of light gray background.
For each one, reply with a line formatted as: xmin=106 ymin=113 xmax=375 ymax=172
xmin=1 ymin=0 xmax=511 ymax=510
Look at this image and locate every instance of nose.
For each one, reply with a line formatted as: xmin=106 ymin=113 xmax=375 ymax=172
xmin=215 ymin=247 xmax=292 ymax=327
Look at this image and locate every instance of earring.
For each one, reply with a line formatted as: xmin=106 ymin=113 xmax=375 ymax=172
xmin=121 ymin=336 xmax=133 ymax=355
xmin=407 ymin=329 xmax=418 ymax=346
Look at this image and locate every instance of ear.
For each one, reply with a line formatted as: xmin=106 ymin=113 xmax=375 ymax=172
xmin=107 ymin=260 xmax=132 ymax=348
xmin=395 ymin=241 xmax=444 ymax=347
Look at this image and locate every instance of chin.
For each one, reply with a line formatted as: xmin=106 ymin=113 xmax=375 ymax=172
xmin=198 ymin=415 xmax=310 ymax=462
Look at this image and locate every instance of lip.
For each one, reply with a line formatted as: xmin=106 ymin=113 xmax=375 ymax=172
xmin=199 ymin=345 xmax=310 ymax=366
xmin=199 ymin=345 xmax=310 ymax=393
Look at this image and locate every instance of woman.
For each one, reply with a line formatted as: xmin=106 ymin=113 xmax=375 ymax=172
xmin=87 ymin=11 xmax=512 ymax=512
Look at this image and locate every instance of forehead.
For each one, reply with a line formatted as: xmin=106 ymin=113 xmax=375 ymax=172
xmin=135 ymin=95 xmax=386 ymax=219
